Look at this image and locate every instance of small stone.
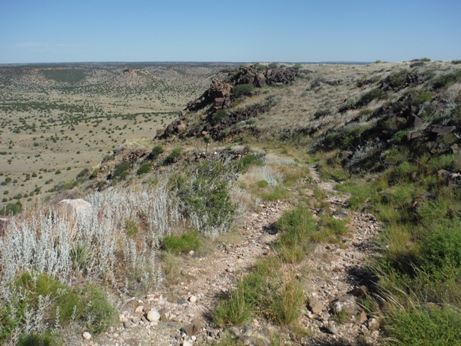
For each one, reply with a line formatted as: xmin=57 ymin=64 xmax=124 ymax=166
xmin=131 ymin=316 xmax=141 ymax=323
xmin=326 ymin=321 xmax=338 ymax=335
xmin=308 ymin=297 xmax=324 ymax=314
xmin=82 ymin=332 xmax=92 ymax=340
xmin=135 ymin=305 xmax=144 ymax=314
xmin=124 ymin=320 xmax=134 ymax=328
xmin=368 ymin=317 xmax=380 ymax=331
xmin=332 ymin=294 xmax=359 ymax=316
xmin=189 ymin=295 xmax=197 ymax=303
xmin=182 ymin=324 xmax=197 ymax=336
xmin=119 ymin=314 xmax=128 ymax=323
xmin=358 ymin=311 xmax=368 ymax=324
xmin=147 ymin=309 xmax=161 ymax=322
xmin=182 ymin=341 xmax=192 ymax=346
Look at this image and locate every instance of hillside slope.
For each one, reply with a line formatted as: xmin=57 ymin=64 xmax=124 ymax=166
xmin=1 ymin=59 xmax=461 ymax=345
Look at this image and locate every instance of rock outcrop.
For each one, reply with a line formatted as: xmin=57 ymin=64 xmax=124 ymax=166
xmin=155 ymin=65 xmax=299 ymax=140
xmin=55 ymin=199 xmax=92 ymax=219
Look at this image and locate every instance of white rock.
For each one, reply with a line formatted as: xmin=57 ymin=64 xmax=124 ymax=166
xmin=182 ymin=341 xmax=192 ymax=346
xmin=119 ymin=314 xmax=128 ymax=322
xmin=147 ymin=309 xmax=160 ymax=322
xmin=56 ymin=198 xmax=92 ymax=219
xmin=189 ymin=295 xmax=197 ymax=303
xmin=135 ymin=305 xmax=144 ymax=313
xmin=82 ymin=332 xmax=92 ymax=340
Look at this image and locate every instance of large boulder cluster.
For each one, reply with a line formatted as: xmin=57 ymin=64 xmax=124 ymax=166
xmin=155 ymin=65 xmax=299 ymax=141
xmin=234 ymin=65 xmax=300 ymax=87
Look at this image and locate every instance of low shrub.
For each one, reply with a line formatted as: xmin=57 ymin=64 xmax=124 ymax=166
xmin=256 ymin=180 xmax=269 ymax=188
xmin=137 ymin=162 xmax=153 ymax=175
xmin=320 ymin=216 xmax=348 ymax=236
xmin=313 ymin=109 xmax=331 ymax=119
xmin=0 ymin=201 xmax=22 ymax=215
xmin=212 ymin=288 xmax=251 ymax=327
xmin=17 ymin=332 xmax=61 ymax=346
xmin=0 ymin=272 xmax=115 ymax=343
xmin=212 ymin=256 xmax=304 ymax=327
xmin=262 ymin=185 xmax=290 ymax=202
xmin=432 ymin=70 xmax=461 ymax=89
xmin=357 ymin=88 xmax=383 ymax=106
xmin=76 ymin=168 xmax=89 ymax=180
xmin=124 ymin=219 xmax=138 ymax=238
xmin=233 ymin=83 xmax=255 ymax=98
xmin=212 ymin=109 xmax=229 ymax=125
xmin=112 ymin=162 xmax=130 ymax=180
xmin=387 ymin=70 xmax=409 ymax=89
xmin=270 ymin=279 xmax=305 ymax=324
xmin=162 ymin=231 xmax=200 ymax=255
xmin=148 ymin=145 xmax=164 ymax=160
xmin=418 ymin=218 xmax=461 ymax=280
xmin=276 ymin=206 xmax=316 ymax=262
xmin=237 ymin=154 xmax=264 ymax=173
xmin=164 ymin=147 xmax=182 ymax=165
xmin=172 ymin=160 xmax=237 ymax=237
xmin=383 ymin=305 xmax=461 ymax=346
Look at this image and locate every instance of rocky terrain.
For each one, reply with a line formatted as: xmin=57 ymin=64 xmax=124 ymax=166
xmin=1 ymin=59 xmax=461 ymax=346
xmin=73 ymin=166 xmax=383 ymax=346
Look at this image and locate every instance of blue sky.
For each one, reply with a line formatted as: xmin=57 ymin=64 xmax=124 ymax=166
xmin=0 ymin=0 xmax=460 ymax=64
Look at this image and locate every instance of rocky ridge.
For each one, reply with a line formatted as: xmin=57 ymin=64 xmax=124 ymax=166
xmin=155 ymin=65 xmax=300 ymax=141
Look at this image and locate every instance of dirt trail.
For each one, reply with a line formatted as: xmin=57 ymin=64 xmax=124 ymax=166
xmin=78 ymin=165 xmax=382 ymax=346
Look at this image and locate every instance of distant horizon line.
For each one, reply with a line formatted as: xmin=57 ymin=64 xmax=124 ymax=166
xmin=0 ymin=60 xmax=378 ymax=67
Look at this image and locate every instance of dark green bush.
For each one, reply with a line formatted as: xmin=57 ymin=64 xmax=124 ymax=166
xmin=212 ymin=109 xmax=229 ymax=125
xmin=1 ymin=201 xmax=22 ymax=215
xmin=432 ymin=70 xmax=461 ymax=89
xmin=173 ymin=160 xmax=236 ymax=230
xmin=137 ymin=162 xmax=153 ymax=175
xmin=387 ymin=70 xmax=409 ymax=89
xmin=237 ymin=154 xmax=264 ymax=173
xmin=313 ymin=109 xmax=331 ymax=119
xmin=112 ymin=162 xmax=130 ymax=180
xmin=18 ymin=331 xmax=61 ymax=346
xmin=357 ymin=88 xmax=383 ymax=106
xmin=148 ymin=145 xmax=164 ymax=160
xmin=408 ymin=89 xmax=433 ymax=106
xmin=233 ymin=83 xmax=255 ymax=98
xmin=76 ymin=168 xmax=89 ymax=180
xmin=164 ymin=147 xmax=182 ymax=165
xmin=162 ymin=231 xmax=200 ymax=255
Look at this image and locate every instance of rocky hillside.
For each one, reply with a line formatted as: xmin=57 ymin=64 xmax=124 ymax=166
xmin=1 ymin=59 xmax=461 ymax=346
